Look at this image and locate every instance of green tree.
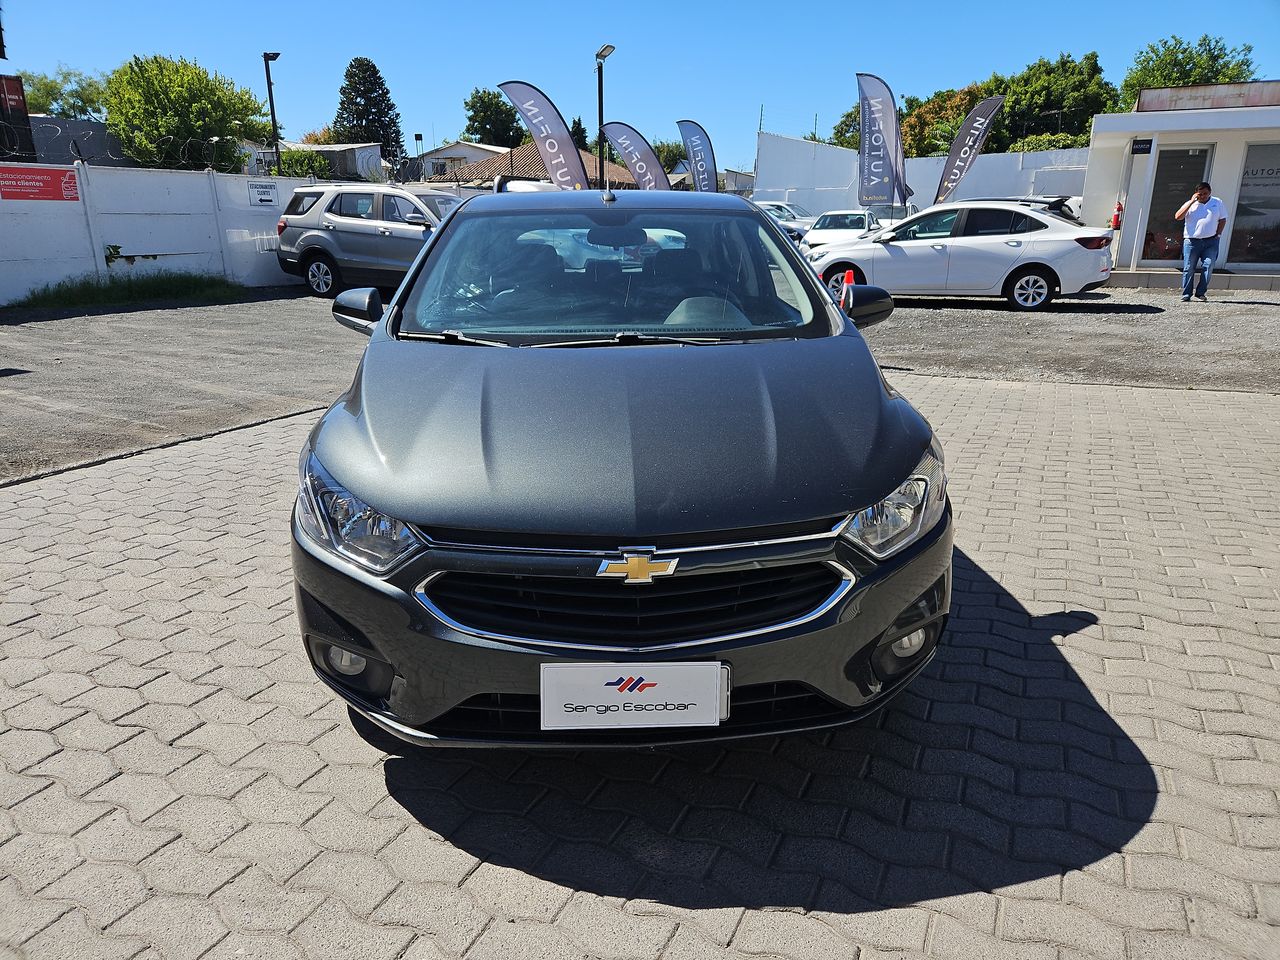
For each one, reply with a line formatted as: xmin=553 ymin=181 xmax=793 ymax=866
xmin=300 ymin=125 xmax=340 ymax=145
xmin=461 ymin=87 xmax=523 ymax=148
xmin=17 ymin=66 xmax=106 ymax=119
xmin=332 ymin=57 xmax=404 ymax=161
xmin=989 ymin=53 xmax=1117 ymax=151
xmin=103 ymin=55 xmax=270 ymax=171
xmin=1119 ymin=34 xmax=1255 ymax=109
xmin=900 ymin=85 xmax=989 ymax=158
xmin=1007 ymin=132 xmax=1090 ymax=152
xmin=829 ymin=105 xmax=860 ymax=150
xmin=650 ymin=139 xmax=685 ymax=172
xmin=277 ymin=149 xmax=331 ymax=178
xmin=569 ymin=116 xmax=590 ymax=151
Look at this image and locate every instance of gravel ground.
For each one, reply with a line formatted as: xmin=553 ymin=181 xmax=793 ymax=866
xmin=864 ymin=286 xmax=1280 ymax=393
xmin=2 ymin=283 xmax=1278 ymax=484
xmin=0 ymin=289 xmax=366 ymax=484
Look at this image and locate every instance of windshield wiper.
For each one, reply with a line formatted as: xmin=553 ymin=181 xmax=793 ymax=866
xmin=528 ymin=331 xmax=731 ymax=348
xmin=399 ymin=329 xmax=511 ymax=347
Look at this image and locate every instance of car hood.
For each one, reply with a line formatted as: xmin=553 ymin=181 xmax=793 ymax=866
xmin=312 ymin=333 xmax=932 ymax=538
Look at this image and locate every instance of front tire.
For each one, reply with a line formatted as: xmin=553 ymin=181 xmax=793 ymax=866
xmin=823 ymin=264 xmax=865 ymax=297
xmin=1005 ymin=267 xmax=1055 ymax=311
xmin=304 ymin=253 xmax=341 ymax=298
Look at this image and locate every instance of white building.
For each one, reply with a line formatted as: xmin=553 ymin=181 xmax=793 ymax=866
xmin=418 ymin=141 xmax=511 ymax=178
xmin=1081 ymin=81 xmax=1280 ymax=273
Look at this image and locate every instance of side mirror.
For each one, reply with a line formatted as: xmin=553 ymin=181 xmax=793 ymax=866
xmin=875 ymin=231 xmax=896 ymax=244
xmin=333 ymin=287 xmax=383 ymax=336
xmin=840 ymin=284 xmax=894 ymax=330
xmin=404 ymin=211 xmax=429 ymax=226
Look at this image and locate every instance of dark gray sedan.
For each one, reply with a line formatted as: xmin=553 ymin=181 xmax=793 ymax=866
xmin=291 ymin=189 xmax=953 ymax=747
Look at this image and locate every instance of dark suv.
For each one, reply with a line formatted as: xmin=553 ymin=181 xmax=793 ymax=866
xmin=291 ymin=189 xmax=953 ymax=747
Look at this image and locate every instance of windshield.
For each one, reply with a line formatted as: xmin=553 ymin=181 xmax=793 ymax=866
xmin=397 ymin=208 xmax=828 ymax=344
xmin=782 ymin=203 xmax=813 ymax=218
xmin=813 ymin=213 xmax=867 ymax=230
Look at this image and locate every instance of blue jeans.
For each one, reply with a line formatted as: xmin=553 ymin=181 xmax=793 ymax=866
xmin=1182 ymin=236 xmax=1219 ymax=298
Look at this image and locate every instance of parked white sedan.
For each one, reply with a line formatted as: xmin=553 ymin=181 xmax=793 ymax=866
xmin=799 ymin=210 xmax=881 ymax=254
xmin=807 ymin=201 xmax=1112 ymax=310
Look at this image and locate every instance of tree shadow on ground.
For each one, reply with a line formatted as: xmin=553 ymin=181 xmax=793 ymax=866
xmin=357 ymin=548 xmax=1156 ymax=912
xmin=895 ymin=295 xmax=1163 ymax=315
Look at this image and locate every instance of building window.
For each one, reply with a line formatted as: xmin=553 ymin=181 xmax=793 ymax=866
xmin=1228 ymin=143 xmax=1280 ymax=265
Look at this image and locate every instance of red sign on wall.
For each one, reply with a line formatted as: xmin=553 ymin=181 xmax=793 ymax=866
xmin=0 ymin=165 xmax=80 ymax=201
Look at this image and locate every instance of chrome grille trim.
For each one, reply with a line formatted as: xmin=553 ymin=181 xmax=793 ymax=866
xmin=412 ymin=517 xmax=853 ymax=557
xmin=414 ymin=560 xmax=856 ymax=653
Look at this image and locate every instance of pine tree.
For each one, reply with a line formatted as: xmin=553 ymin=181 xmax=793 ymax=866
xmin=569 ymin=116 xmax=590 ymax=151
xmin=332 ymin=57 xmax=405 ymax=162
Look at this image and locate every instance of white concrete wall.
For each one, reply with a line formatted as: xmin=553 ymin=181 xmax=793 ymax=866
xmin=752 ymin=132 xmax=1088 ymax=217
xmin=0 ymin=162 xmax=316 ymax=306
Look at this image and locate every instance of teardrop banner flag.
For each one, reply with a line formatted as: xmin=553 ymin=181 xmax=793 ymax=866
xmin=935 ymin=96 xmax=1005 ymax=204
xmin=857 ymin=73 xmax=909 ymax=207
xmin=497 ymin=81 xmax=589 ymax=190
xmin=602 ymin=122 xmax=671 ymax=190
xmin=677 ymin=120 xmax=718 ymax=193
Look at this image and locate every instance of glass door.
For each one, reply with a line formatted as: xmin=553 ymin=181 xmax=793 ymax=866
xmin=1142 ymin=147 xmax=1213 ymax=262
xmin=1228 ymin=143 xmax=1280 ymax=266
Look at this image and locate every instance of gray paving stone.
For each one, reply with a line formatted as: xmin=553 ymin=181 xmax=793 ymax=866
xmin=2 ymin=375 xmax=1280 ymax=959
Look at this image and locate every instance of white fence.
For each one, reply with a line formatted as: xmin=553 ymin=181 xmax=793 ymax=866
xmin=752 ymin=132 xmax=1090 ymax=218
xmin=0 ymin=162 xmax=319 ymax=306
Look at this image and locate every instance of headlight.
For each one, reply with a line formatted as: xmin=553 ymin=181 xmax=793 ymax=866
xmin=842 ymin=440 xmax=947 ymax=559
xmin=296 ymin=452 xmax=424 ymax=573
xmin=806 ymin=248 xmax=827 ymax=262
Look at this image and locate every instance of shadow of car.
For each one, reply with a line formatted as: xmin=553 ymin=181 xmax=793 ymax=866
xmin=352 ymin=547 xmax=1155 ymax=912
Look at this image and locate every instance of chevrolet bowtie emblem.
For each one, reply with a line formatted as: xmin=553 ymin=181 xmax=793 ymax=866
xmin=597 ymin=553 xmax=679 ymax=585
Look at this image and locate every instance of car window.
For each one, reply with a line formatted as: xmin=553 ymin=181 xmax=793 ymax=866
xmin=285 ymin=192 xmax=322 ymax=216
xmin=331 ymin=193 xmax=375 ymax=219
xmin=784 ymin=203 xmax=813 ymax=218
xmin=398 ymin=209 xmax=828 ymax=344
xmin=382 ymin=195 xmax=421 ymax=223
xmin=1013 ymin=213 xmax=1049 ymax=233
xmin=961 ymin=209 xmax=1017 ymax=237
xmin=894 ymin=210 xmax=960 ymax=241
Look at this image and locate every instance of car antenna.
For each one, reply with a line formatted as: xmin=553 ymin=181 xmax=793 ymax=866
xmin=601 ymin=189 xmax=616 ymax=203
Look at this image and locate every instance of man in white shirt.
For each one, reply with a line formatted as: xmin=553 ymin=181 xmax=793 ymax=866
xmin=1174 ymin=181 xmax=1227 ymax=302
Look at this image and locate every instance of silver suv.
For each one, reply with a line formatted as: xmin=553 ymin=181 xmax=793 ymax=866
xmin=276 ymin=184 xmax=464 ymax=296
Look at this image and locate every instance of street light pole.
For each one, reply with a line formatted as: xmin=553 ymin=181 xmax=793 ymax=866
xmin=263 ymin=52 xmax=282 ymax=174
xmin=595 ymin=43 xmax=614 ymax=189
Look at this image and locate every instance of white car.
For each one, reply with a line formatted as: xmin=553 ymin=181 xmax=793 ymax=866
xmin=807 ymin=200 xmax=1112 ymax=311
xmin=753 ymin=200 xmax=817 ymax=233
xmin=800 ymin=210 xmax=881 ymax=253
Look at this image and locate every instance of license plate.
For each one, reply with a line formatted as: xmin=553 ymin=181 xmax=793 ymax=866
xmin=540 ymin=662 xmax=729 ymax=731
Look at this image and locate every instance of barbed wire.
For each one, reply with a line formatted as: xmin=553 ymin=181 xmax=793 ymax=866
xmin=1 ymin=120 xmax=275 ymax=175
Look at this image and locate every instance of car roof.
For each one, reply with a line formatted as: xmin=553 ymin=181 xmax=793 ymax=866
xmin=814 ymin=210 xmax=870 ymax=216
xmin=289 ymin=182 xmax=426 ymax=195
xmin=463 ymin=190 xmax=754 ymax=214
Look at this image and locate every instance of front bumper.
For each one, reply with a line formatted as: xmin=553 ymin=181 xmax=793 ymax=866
xmin=291 ymin=507 xmax=954 ymax=747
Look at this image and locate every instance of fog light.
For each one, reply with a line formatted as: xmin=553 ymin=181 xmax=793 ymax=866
xmin=890 ymin=629 xmax=927 ymax=658
xmin=326 ymin=647 xmax=367 ymax=676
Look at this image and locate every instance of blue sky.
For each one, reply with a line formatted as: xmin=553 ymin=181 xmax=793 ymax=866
xmin=5 ymin=0 xmax=1279 ymax=170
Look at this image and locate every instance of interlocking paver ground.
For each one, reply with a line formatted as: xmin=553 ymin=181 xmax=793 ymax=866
xmin=2 ymin=372 xmax=1279 ymax=959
